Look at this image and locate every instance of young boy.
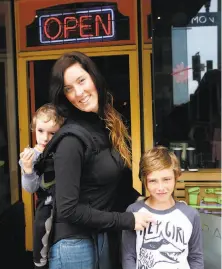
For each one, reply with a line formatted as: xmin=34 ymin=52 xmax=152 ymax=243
xmin=19 ymin=103 xmax=64 ymax=269
xmin=122 ymin=146 xmax=204 ymax=269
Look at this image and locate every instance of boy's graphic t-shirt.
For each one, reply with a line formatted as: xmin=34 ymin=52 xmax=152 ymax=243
xmin=122 ymin=200 xmax=204 ymax=269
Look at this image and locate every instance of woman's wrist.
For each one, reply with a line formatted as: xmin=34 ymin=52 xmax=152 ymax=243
xmin=120 ymin=212 xmax=135 ymax=230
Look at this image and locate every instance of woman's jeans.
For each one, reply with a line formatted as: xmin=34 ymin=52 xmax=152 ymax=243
xmin=48 ymin=233 xmax=112 ymax=269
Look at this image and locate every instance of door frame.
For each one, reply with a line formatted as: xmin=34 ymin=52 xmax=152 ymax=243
xmin=142 ymin=44 xmax=153 ymax=151
xmin=0 ymin=55 xmax=19 ymax=206
xmin=17 ymin=45 xmax=142 ymax=250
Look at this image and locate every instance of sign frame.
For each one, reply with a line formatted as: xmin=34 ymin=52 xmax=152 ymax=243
xmin=39 ymin=7 xmax=115 ymax=44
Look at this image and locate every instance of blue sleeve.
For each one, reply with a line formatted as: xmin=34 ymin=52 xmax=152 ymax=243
xmin=122 ymin=205 xmax=137 ymax=269
xmin=188 ymin=212 xmax=204 ymax=269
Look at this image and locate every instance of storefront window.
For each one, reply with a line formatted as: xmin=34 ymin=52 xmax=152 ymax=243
xmin=0 ymin=1 xmax=19 ymax=215
xmin=151 ymin=0 xmax=221 ymax=169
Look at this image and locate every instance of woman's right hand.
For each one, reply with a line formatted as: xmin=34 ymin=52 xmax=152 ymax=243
xmin=133 ymin=212 xmax=156 ymax=230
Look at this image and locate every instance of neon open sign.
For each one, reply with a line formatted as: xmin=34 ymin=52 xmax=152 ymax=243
xmin=39 ymin=8 xmax=115 ymax=44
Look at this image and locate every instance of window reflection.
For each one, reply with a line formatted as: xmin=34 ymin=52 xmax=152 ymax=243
xmin=152 ymin=0 xmax=221 ymax=168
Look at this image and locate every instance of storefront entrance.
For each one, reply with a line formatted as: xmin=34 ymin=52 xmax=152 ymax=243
xmin=15 ymin=0 xmax=153 ymax=251
xmin=17 ymin=47 xmax=142 ymax=250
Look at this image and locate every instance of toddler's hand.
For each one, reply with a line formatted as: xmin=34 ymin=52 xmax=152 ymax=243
xmin=20 ymin=147 xmax=35 ymax=174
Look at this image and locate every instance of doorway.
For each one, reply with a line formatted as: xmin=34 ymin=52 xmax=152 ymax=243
xmin=29 ymin=55 xmax=131 ymax=132
xmin=17 ymin=48 xmax=141 ymax=250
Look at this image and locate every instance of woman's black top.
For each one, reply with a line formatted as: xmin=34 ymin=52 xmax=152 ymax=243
xmin=53 ymin=112 xmax=139 ymax=243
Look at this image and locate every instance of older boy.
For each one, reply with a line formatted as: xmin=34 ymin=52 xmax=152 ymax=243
xmin=122 ymin=146 xmax=204 ymax=269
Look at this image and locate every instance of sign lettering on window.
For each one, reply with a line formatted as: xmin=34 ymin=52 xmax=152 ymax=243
xmin=39 ymin=8 xmax=115 ymax=44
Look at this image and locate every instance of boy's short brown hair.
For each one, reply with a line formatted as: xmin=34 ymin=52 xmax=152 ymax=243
xmin=31 ymin=103 xmax=65 ymax=131
xmin=139 ymin=146 xmax=181 ymax=188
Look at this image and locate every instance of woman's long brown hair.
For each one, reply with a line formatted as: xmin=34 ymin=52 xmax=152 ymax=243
xmin=104 ymin=100 xmax=132 ymax=168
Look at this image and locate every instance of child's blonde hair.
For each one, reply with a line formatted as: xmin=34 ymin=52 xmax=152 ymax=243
xmin=139 ymin=146 xmax=181 ymax=188
xmin=31 ymin=103 xmax=65 ymax=131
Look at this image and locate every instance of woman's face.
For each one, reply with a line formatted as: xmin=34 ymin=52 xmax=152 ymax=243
xmin=63 ymin=63 xmax=99 ymax=113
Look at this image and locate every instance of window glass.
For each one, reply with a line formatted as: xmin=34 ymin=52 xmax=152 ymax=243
xmin=152 ymin=0 xmax=221 ymax=168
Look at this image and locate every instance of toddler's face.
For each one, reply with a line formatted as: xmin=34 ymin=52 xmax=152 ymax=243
xmin=35 ymin=118 xmax=60 ymax=151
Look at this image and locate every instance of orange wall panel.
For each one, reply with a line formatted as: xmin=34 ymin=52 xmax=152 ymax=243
xmin=142 ymin=0 xmax=152 ymax=43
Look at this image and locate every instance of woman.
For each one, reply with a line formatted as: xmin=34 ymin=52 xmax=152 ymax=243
xmin=49 ymin=51 xmax=154 ymax=269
